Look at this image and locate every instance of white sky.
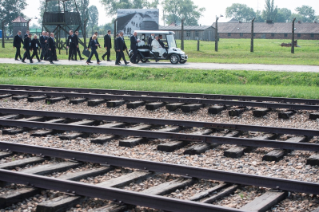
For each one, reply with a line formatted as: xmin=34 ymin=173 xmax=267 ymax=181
xmin=24 ymin=0 xmax=319 ymax=27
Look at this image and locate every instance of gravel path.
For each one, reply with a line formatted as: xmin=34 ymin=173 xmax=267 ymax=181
xmin=0 ymin=58 xmax=319 ymax=72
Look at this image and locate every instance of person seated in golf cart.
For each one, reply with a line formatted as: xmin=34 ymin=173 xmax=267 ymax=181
xmin=151 ymin=35 xmax=166 ymax=57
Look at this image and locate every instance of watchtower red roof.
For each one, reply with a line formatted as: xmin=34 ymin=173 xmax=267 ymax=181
xmin=12 ymin=16 xmax=28 ymax=23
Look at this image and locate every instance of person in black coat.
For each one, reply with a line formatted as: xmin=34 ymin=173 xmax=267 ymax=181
xmin=74 ymin=31 xmax=84 ymax=60
xmin=158 ymin=35 xmax=165 ymax=48
xmin=114 ymin=33 xmax=120 ymax=64
xmin=67 ymin=30 xmax=78 ymax=61
xmin=48 ymin=33 xmax=57 ymax=64
xmin=102 ymin=30 xmax=112 ymax=61
xmin=39 ymin=31 xmax=47 ymax=60
xmin=13 ymin=31 xmax=23 ymax=60
xmin=115 ymin=32 xmax=129 ymax=65
xmin=130 ymin=31 xmax=140 ymax=64
xmin=87 ymin=32 xmax=100 ymax=50
xmin=86 ymin=35 xmax=101 ymax=65
xmin=24 ymin=30 xmax=30 ymax=39
xmin=148 ymin=33 xmax=155 ymax=46
xmin=31 ymin=35 xmax=41 ymax=62
xmin=21 ymin=34 xmax=32 ymax=63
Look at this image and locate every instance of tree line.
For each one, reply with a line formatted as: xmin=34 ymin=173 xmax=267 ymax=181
xmin=226 ymin=0 xmax=318 ymax=23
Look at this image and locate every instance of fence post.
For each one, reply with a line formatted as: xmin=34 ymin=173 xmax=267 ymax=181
xmin=251 ymin=18 xmax=255 ymax=53
xmin=291 ymin=18 xmax=296 ymax=54
xmin=181 ymin=18 xmax=184 ymax=50
xmin=1 ymin=21 xmax=4 ymax=48
xmin=197 ymin=39 xmax=200 ymax=51
xmin=215 ymin=17 xmax=219 ymax=52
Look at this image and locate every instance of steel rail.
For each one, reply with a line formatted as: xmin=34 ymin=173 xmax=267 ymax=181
xmin=0 ymin=170 xmax=242 ymax=212
xmin=1 ymin=119 xmax=319 ymax=151
xmin=0 ymin=141 xmax=319 ymax=195
xmin=1 ymin=84 xmax=319 ymax=104
xmin=0 ymin=89 xmax=318 ymax=111
xmin=1 ymin=108 xmax=319 ymax=137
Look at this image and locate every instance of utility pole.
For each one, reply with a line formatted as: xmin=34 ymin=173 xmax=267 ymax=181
xmin=181 ymin=18 xmax=184 ymax=50
xmin=215 ymin=16 xmax=219 ymax=52
xmin=251 ymin=18 xmax=255 ymax=52
xmin=291 ymin=18 xmax=296 ymax=54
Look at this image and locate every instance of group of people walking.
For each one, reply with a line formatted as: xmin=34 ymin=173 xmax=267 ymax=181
xmin=13 ymin=30 xmax=58 ymax=64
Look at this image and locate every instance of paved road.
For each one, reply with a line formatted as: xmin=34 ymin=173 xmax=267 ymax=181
xmin=0 ymin=58 xmax=318 ymax=72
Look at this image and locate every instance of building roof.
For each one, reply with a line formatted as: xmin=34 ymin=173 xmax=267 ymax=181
xmin=213 ymin=22 xmax=319 ymax=34
xmin=117 ymin=13 xmax=142 ymax=31
xmin=12 ymin=16 xmax=28 ymax=23
xmin=159 ymin=25 xmax=214 ymax=31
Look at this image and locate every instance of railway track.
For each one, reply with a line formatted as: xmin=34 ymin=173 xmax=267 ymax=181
xmin=1 ymin=108 xmax=319 ymax=165
xmin=0 ymin=141 xmax=319 ymax=212
xmin=0 ymin=85 xmax=319 ymax=119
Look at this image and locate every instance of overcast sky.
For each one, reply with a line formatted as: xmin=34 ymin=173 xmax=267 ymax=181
xmin=24 ymin=0 xmax=319 ymax=27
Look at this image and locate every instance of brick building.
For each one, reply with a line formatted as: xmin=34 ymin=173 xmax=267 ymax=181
xmin=213 ymin=21 xmax=319 ymax=40
xmin=159 ymin=25 xmax=216 ymax=41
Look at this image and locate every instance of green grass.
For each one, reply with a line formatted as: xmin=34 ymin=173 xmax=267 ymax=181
xmin=0 ymin=64 xmax=318 ymax=99
xmin=4 ymin=38 xmax=319 ymax=65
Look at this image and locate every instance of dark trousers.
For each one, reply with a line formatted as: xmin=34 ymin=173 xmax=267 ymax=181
xmin=76 ymin=48 xmax=82 ymax=59
xmin=116 ymin=51 xmax=127 ymax=64
xmin=22 ymin=49 xmax=31 ymax=62
xmin=131 ymin=48 xmax=138 ymax=63
xmin=49 ymin=48 xmax=57 ymax=62
xmin=68 ymin=45 xmax=77 ymax=60
xmin=40 ymin=44 xmax=46 ymax=60
xmin=87 ymin=50 xmax=100 ymax=62
xmin=102 ymin=47 xmax=110 ymax=60
xmin=31 ymin=49 xmax=40 ymax=61
xmin=15 ymin=47 xmax=22 ymax=60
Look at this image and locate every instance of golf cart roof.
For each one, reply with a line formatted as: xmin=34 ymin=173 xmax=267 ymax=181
xmin=134 ymin=30 xmax=175 ymax=35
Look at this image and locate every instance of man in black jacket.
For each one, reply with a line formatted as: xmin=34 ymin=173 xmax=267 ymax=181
xmin=48 ymin=33 xmax=57 ymax=64
xmin=115 ymin=32 xmax=129 ymax=65
xmin=24 ymin=30 xmax=30 ymax=39
xmin=87 ymin=32 xmax=100 ymax=50
xmin=21 ymin=34 xmax=32 ymax=63
xmin=31 ymin=35 xmax=41 ymax=62
xmin=130 ymin=31 xmax=140 ymax=63
xmin=67 ymin=30 xmax=78 ymax=61
xmin=158 ymin=35 xmax=165 ymax=48
xmin=148 ymin=33 xmax=155 ymax=46
xmin=13 ymin=31 xmax=23 ymax=61
xmin=74 ymin=31 xmax=84 ymax=60
xmin=39 ymin=31 xmax=47 ymax=60
xmin=102 ymin=30 xmax=112 ymax=61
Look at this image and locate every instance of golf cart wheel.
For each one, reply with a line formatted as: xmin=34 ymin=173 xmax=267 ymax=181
xmin=170 ymin=54 xmax=180 ymax=64
xmin=135 ymin=54 xmax=141 ymax=64
xmin=180 ymin=60 xmax=187 ymax=64
xmin=141 ymin=58 xmax=148 ymax=63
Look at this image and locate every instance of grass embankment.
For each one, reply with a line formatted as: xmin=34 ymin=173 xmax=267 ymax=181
xmin=3 ymin=38 xmax=319 ymax=65
xmin=0 ymin=64 xmax=318 ymax=99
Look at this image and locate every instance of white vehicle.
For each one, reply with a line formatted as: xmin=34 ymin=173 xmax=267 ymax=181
xmin=128 ymin=30 xmax=188 ymax=64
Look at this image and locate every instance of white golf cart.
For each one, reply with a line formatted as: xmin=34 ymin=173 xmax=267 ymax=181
xmin=128 ymin=30 xmax=188 ymax=64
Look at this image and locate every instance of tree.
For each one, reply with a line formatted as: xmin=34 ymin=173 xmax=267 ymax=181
xmin=100 ymin=0 xmax=159 ymax=16
xmin=255 ymin=10 xmax=265 ymax=22
xmin=276 ymin=8 xmax=291 ymax=22
xmin=295 ymin=5 xmax=316 ymax=22
xmin=262 ymin=0 xmax=278 ymax=21
xmin=162 ymin=0 xmax=205 ymax=26
xmin=225 ymin=3 xmax=256 ymax=22
xmin=0 ymin=0 xmax=28 ymax=33
xmin=88 ymin=5 xmax=99 ymax=35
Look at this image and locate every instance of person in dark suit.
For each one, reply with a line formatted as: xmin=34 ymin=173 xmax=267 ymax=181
xmin=74 ymin=31 xmax=84 ymax=60
xmin=24 ymin=30 xmax=30 ymax=39
xmin=21 ymin=34 xmax=32 ymax=63
xmin=87 ymin=32 xmax=100 ymax=50
xmin=115 ymin=32 xmax=129 ymax=65
xmin=31 ymin=34 xmax=41 ymax=62
xmin=48 ymin=33 xmax=57 ymax=64
xmin=86 ymin=35 xmax=101 ymax=65
xmin=67 ymin=30 xmax=78 ymax=61
xmin=102 ymin=30 xmax=112 ymax=61
xmin=13 ymin=31 xmax=23 ymax=61
xmin=158 ymin=35 xmax=165 ymax=48
xmin=148 ymin=33 xmax=155 ymax=46
xmin=39 ymin=31 xmax=47 ymax=60
xmin=130 ymin=31 xmax=140 ymax=64
xmin=114 ymin=33 xmax=121 ymax=64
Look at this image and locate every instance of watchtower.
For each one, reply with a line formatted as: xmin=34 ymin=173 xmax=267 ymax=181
xmin=12 ymin=16 xmax=28 ymax=36
xmin=42 ymin=0 xmax=85 ymax=54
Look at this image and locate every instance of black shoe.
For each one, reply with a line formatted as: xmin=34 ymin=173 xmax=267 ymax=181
xmin=38 ymin=60 xmax=41 ymax=62
xmin=102 ymin=56 xmax=105 ymax=61
xmin=107 ymin=60 xmax=112 ymax=62
xmin=21 ymin=60 xmax=26 ymax=63
xmin=50 ymin=62 xmax=54 ymax=64
xmin=115 ymin=63 xmax=120 ymax=65
xmin=125 ymin=62 xmax=130 ymax=65
xmin=80 ymin=58 xmax=85 ymax=60
xmin=15 ymin=59 xmax=19 ymax=61
xmin=89 ymin=61 xmax=93 ymax=63
xmin=30 ymin=61 xmax=33 ymax=63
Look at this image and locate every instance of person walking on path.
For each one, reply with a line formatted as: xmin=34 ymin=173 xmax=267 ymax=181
xmin=115 ymin=32 xmax=129 ymax=65
xmin=48 ymin=33 xmax=57 ymax=64
xmin=86 ymin=35 xmax=101 ymax=65
xmin=74 ymin=31 xmax=84 ymax=60
xmin=31 ymin=34 xmax=41 ymax=62
xmin=13 ymin=31 xmax=23 ymax=61
xmin=102 ymin=30 xmax=112 ymax=61
xmin=21 ymin=34 xmax=32 ymax=63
